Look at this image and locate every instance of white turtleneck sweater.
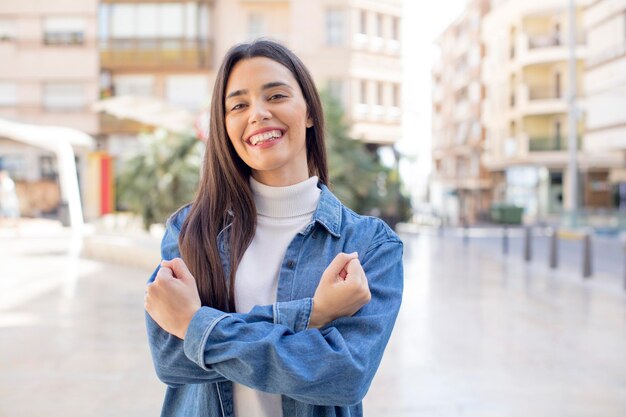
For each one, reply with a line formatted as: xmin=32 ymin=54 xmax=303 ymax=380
xmin=233 ymin=175 xmax=321 ymax=417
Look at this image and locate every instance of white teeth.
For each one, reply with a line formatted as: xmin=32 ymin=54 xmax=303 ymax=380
xmin=249 ymin=130 xmax=282 ymax=145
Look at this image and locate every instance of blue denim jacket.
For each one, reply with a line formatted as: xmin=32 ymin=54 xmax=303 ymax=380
xmin=146 ymin=184 xmax=404 ymax=417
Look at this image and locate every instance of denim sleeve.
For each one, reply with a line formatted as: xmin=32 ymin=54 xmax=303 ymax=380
xmin=183 ymin=239 xmax=404 ymax=406
xmin=145 ymin=216 xmax=312 ymax=388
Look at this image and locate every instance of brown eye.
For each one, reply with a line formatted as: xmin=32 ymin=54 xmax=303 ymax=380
xmin=268 ymin=94 xmax=287 ymax=101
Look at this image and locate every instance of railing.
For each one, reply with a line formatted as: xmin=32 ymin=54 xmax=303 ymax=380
xmin=527 ymin=32 xmax=585 ymax=49
xmin=528 ymin=34 xmax=560 ymax=49
xmin=100 ymin=38 xmax=213 ymax=70
xmin=528 ymin=85 xmax=561 ymax=100
xmin=528 ymin=136 xmax=581 ymax=152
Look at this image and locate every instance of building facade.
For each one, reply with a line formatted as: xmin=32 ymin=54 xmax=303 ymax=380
xmin=98 ymin=0 xmax=403 ymax=146
xmin=584 ymin=0 xmax=626 ymax=210
xmin=481 ymin=0 xmax=622 ymax=221
xmin=0 ymin=0 xmax=403 ymax=221
xmin=0 ymin=0 xmax=99 ymax=218
xmin=431 ymin=0 xmax=491 ymax=225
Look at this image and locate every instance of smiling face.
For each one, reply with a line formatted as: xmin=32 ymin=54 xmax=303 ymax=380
xmin=224 ymin=57 xmax=313 ymax=186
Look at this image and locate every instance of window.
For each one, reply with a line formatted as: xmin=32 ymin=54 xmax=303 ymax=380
xmin=392 ymin=84 xmax=400 ymax=108
xmin=376 ymin=14 xmax=383 ymax=38
xmin=0 ymin=19 xmax=16 ymax=41
xmin=43 ymin=17 xmax=86 ymax=45
xmin=376 ymin=82 xmax=384 ymax=106
xmin=327 ymin=79 xmax=344 ymax=105
xmin=248 ymin=13 xmax=265 ymax=40
xmin=359 ymin=10 xmax=367 ymax=35
xmin=0 ymin=82 xmax=17 ymax=106
xmin=113 ymin=75 xmax=154 ymax=97
xmin=326 ymin=9 xmax=344 ymax=46
xmin=0 ymin=155 xmax=25 ymax=181
xmin=159 ymin=4 xmax=184 ymax=38
xmin=391 ymin=17 xmax=399 ymax=41
xmin=43 ymin=83 xmax=86 ymax=111
xmin=109 ymin=4 xmax=186 ymax=39
xmin=165 ymin=75 xmax=209 ymax=110
xmin=360 ymin=80 xmax=368 ymax=104
xmin=39 ymin=155 xmax=58 ymax=180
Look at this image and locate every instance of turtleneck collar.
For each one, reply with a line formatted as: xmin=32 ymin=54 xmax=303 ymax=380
xmin=249 ymin=176 xmax=321 ymax=218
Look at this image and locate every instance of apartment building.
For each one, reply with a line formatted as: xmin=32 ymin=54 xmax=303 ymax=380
xmin=584 ymin=0 xmax=626 ymax=209
xmin=480 ymin=0 xmax=622 ymax=220
xmin=0 ymin=1 xmax=99 ymax=218
xmin=432 ymin=0 xmax=490 ymax=225
xmin=0 ymin=0 xmax=402 ymax=220
xmin=98 ymin=0 xmax=402 ymax=147
xmin=292 ymin=0 xmax=403 ymax=146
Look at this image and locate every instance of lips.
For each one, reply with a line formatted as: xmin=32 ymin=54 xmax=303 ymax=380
xmin=246 ymin=128 xmax=285 ymax=146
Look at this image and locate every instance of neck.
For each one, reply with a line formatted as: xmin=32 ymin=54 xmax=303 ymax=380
xmin=251 ymin=169 xmax=309 ymax=187
xmin=249 ymin=176 xmax=320 ymax=218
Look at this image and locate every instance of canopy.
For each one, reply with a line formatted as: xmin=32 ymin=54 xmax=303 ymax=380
xmin=0 ymin=118 xmax=95 ymax=229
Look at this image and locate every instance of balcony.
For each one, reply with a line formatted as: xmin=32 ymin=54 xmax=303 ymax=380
xmin=515 ymin=33 xmax=587 ymax=69
xmin=528 ymin=136 xmax=581 ymax=152
xmin=528 ymin=33 xmax=561 ymax=49
xmin=527 ymin=85 xmax=560 ymax=100
xmin=516 ymin=84 xmax=567 ymax=116
xmin=100 ymin=38 xmax=213 ymax=70
xmin=100 ymin=0 xmax=213 ymax=3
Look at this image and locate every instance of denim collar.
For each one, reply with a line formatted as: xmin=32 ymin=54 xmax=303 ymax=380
xmin=221 ymin=182 xmax=342 ymax=239
xmin=306 ymin=183 xmax=342 ymax=238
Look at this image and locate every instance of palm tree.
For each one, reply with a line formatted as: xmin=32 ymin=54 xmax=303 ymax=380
xmin=322 ymin=92 xmax=411 ymax=227
xmin=116 ymin=129 xmax=202 ymax=230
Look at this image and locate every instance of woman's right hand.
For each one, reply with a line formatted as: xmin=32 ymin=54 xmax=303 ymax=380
xmin=308 ymin=252 xmax=371 ymax=329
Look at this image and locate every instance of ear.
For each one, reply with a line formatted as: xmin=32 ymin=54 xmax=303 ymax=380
xmin=306 ymin=116 xmax=314 ymax=128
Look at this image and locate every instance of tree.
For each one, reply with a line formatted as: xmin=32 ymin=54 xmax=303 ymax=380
xmin=117 ymin=95 xmax=411 ymax=230
xmin=322 ymin=92 xmax=411 ymax=228
xmin=116 ymin=129 xmax=202 ymax=230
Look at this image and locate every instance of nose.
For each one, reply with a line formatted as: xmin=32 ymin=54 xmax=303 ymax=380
xmin=249 ymin=100 xmax=271 ymax=124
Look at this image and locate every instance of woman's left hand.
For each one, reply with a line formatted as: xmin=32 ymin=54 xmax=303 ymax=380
xmin=145 ymin=258 xmax=201 ymax=340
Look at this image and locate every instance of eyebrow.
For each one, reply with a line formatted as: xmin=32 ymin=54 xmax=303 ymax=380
xmin=225 ymin=81 xmax=293 ymax=100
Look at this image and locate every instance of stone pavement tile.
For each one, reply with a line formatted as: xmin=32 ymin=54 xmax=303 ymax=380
xmin=0 ymin=251 xmax=163 ymax=417
xmin=2 ymin=232 xmax=626 ymax=416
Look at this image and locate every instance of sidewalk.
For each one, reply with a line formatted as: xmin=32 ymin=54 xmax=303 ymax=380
xmin=1 ymin=224 xmax=625 ymax=416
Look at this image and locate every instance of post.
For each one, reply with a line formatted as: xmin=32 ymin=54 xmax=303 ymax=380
xmin=463 ymin=220 xmax=469 ymax=245
xmin=566 ymin=0 xmax=579 ymax=226
xmin=502 ymin=225 xmax=509 ymax=255
xmin=582 ymin=232 xmax=592 ymax=278
xmin=524 ymin=226 xmax=532 ymax=262
xmin=549 ymin=227 xmax=558 ymax=269
xmin=624 ymin=246 xmax=626 ymax=290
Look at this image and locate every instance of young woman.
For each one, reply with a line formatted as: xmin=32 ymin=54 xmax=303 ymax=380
xmin=144 ymin=40 xmax=404 ymax=417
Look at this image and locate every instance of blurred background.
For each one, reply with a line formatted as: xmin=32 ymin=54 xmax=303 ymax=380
xmin=1 ymin=0 xmax=625 ymax=416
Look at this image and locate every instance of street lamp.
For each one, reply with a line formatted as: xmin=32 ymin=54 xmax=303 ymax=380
xmin=567 ymin=0 xmax=579 ymax=227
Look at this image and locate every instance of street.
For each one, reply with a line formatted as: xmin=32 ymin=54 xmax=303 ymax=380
xmin=1 ymin=226 xmax=625 ymax=416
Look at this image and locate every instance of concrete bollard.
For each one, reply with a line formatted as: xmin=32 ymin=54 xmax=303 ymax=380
xmin=549 ymin=227 xmax=558 ymax=269
xmin=502 ymin=225 xmax=509 ymax=255
xmin=463 ymin=222 xmax=469 ymax=245
xmin=524 ymin=226 xmax=532 ymax=262
xmin=582 ymin=232 xmax=592 ymax=279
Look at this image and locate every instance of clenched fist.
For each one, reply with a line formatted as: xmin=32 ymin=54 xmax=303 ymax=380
xmin=308 ymin=252 xmax=372 ymax=329
xmin=145 ymin=258 xmax=201 ymax=340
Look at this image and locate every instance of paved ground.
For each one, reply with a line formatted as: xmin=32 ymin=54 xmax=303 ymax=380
xmin=1 ymin=224 xmax=625 ymax=416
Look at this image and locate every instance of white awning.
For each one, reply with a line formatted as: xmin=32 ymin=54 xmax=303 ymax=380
xmin=92 ymin=95 xmax=195 ymax=134
xmin=0 ymin=117 xmax=95 ymax=229
xmin=0 ymin=118 xmax=95 ymax=148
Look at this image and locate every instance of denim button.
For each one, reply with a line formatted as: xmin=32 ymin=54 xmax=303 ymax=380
xmin=286 ymin=260 xmax=295 ymax=269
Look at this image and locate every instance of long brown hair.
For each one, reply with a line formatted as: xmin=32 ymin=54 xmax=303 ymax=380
xmin=179 ymin=40 xmax=328 ymax=311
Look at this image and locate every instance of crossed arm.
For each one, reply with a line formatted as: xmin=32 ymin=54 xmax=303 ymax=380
xmin=145 ymin=223 xmax=403 ymax=405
